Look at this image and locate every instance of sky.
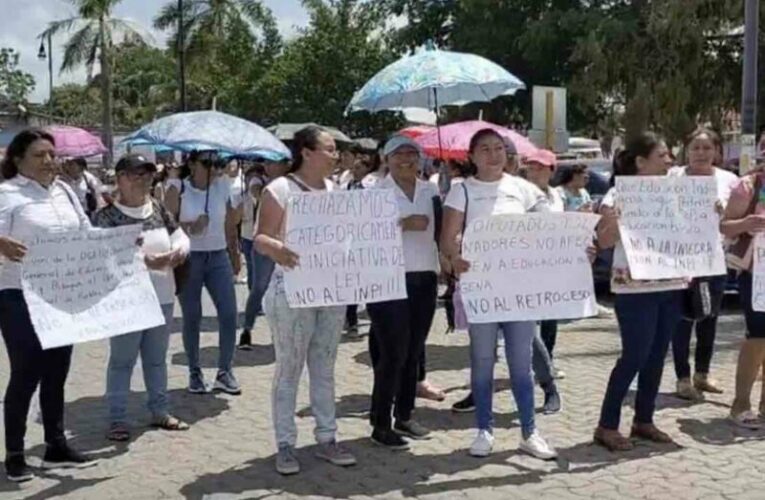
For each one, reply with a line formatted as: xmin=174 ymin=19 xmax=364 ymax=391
xmin=0 ymin=0 xmax=310 ymax=102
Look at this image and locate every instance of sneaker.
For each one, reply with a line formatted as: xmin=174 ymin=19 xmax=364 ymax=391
xmin=315 ymin=440 xmax=356 ymax=467
xmin=452 ymin=393 xmax=476 ymax=413
xmin=4 ymin=454 xmax=33 ymax=483
xmin=188 ymin=370 xmax=210 ymax=394
xmin=543 ymin=387 xmax=562 ymax=415
xmin=371 ymin=428 xmax=410 ymax=450
xmin=275 ymin=444 xmax=300 ymax=475
xmin=469 ymin=429 xmax=494 ymax=457
xmin=394 ymin=420 xmax=431 ymax=440
xmin=596 ymin=304 xmax=615 ymax=318
xmin=676 ymin=378 xmax=703 ymax=401
xmin=345 ymin=325 xmax=360 ymax=338
xmin=42 ymin=444 xmax=98 ymax=469
xmin=237 ymin=330 xmax=253 ymax=351
xmin=552 ymin=367 xmax=566 ymax=380
xmin=213 ymin=370 xmax=242 ymax=395
xmin=520 ymin=431 xmax=558 ymax=460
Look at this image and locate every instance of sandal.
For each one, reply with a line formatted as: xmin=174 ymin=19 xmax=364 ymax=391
xmin=417 ymin=381 xmax=446 ymax=402
xmin=151 ymin=415 xmax=190 ymax=431
xmin=593 ymin=427 xmax=634 ymax=451
xmin=107 ymin=422 xmax=131 ymax=442
xmin=730 ymin=411 xmax=762 ymax=430
xmin=630 ymin=423 xmax=674 ymax=443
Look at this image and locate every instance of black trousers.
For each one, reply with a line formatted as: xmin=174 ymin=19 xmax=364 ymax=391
xmin=367 ymin=272 xmax=437 ymax=430
xmin=0 ymin=290 xmax=72 ymax=454
xmin=672 ymin=275 xmax=726 ymax=379
xmin=540 ymin=320 xmax=558 ymax=358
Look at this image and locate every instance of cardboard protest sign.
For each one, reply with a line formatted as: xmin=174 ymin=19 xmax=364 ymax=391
xmin=283 ymin=189 xmax=407 ymax=308
xmin=616 ymin=176 xmax=725 ymax=280
xmin=21 ymin=225 xmax=165 ymax=349
xmin=459 ymin=212 xmax=600 ymax=323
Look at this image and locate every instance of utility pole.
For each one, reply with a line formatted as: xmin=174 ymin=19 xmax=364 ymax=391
xmin=37 ymin=33 xmax=54 ymax=120
xmin=740 ymin=0 xmax=759 ymax=174
xmin=178 ymin=0 xmax=187 ymax=112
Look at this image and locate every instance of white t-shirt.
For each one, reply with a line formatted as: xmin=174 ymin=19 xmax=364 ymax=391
xmin=443 ymin=174 xmax=548 ymax=224
xmin=179 ymin=177 xmax=231 ymax=252
xmin=60 ymin=170 xmax=104 ymax=213
xmin=231 ymin=176 xmax=265 ymax=241
xmin=362 ymin=170 xmax=385 ymax=189
xmin=601 ymin=187 xmax=687 ymax=294
xmin=265 ymin=175 xmax=335 ymax=276
xmin=543 ymin=185 xmax=564 ymax=213
xmin=376 ymin=176 xmax=439 ymax=273
xmin=668 ymin=166 xmax=739 ymax=207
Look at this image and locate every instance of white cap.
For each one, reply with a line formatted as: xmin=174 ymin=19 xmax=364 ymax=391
xmin=383 ymin=135 xmax=423 ymax=157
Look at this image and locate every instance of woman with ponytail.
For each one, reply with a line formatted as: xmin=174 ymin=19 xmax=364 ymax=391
xmin=255 ymin=126 xmax=356 ymax=475
xmin=594 ymin=132 xmax=686 ymax=451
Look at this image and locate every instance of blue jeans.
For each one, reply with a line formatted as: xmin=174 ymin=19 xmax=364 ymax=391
xmin=107 ymin=304 xmax=174 ymax=423
xmin=469 ymin=321 xmax=536 ymax=438
xmin=243 ymin=246 xmax=275 ymax=331
xmin=599 ymin=291 xmax=683 ymax=429
xmin=179 ymin=250 xmax=238 ymax=373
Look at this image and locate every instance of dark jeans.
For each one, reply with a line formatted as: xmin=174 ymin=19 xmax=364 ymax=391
xmin=540 ymin=320 xmax=558 ymax=358
xmin=243 ymin=246 xmax=275 ymax=331
xmin=672 ymin=275 xmax=726 ymax=379
xmin=0 ymin=290 xmax=72 ymax=454
xmin=345 ymin=305 xmax=358 ymax=328
xmin=367 ymin=272 xmax=437 ymax=430
xmin=599 ymin=290 xmax=683 ymax=430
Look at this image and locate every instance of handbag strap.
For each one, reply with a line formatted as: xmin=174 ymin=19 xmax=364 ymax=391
xmin=286 ymin=173 xmax=313 ymax=193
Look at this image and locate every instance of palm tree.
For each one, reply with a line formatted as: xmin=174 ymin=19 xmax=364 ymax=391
xmin=39 ymin=0 xmax=152 ymax=165
xmin=153 ymin=0 xmax=281 ymax=68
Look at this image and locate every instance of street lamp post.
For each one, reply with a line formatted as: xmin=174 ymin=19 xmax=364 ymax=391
xmin=178 ymin=0 xmax=187 ymax=112
xmin=740 ymin=0 xmax=759 ymax=174
xmin=37 ymin=33 xmax=53 ymax=119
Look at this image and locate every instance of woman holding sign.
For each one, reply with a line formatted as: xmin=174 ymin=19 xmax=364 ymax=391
xmin=0 ymin=129 xmax=96 ymax=482
xmin=669 ymin=128 xmax=738 ymax=401
xmin=594 ymin=132 xmax=686 ymax=451
xmin=166 ymin=151 xmax=242 ymax=396
xmin=255 ymin=126 xmax=356 ymax=475
xmin=93 ymin=154 xmax=191 ymax=441
xmin=441 ymin=128 xmax=558 ymax=460
xmin=365 ymin=135 xmax=440 ymax=449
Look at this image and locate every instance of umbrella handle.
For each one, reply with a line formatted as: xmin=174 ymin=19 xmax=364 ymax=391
xmin=433 ymin=88 xmax=450 ymax=196
xmin=204 ymin=165 xmax=211 ymax=214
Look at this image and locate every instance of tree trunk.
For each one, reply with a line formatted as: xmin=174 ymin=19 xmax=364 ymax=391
xmin=99 ymin=16 xmax=114 ymax=167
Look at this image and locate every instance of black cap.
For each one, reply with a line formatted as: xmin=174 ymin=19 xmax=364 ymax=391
xmin=114 ymin=154 xmax=157 ymax=173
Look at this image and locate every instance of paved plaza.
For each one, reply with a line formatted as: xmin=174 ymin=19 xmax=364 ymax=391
xmin=2 ymin=287 xmax=765 ymax=499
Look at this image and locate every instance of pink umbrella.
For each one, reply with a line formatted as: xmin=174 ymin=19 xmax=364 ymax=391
xmin=399 ymin=125 xmax=435 ymax=139
xmin=415 ymin=120 xmax=538 ymax=161
xmin=46 ymin=125 xmax=107 ymax=158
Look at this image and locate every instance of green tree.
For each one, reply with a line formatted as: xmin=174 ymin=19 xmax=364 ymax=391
xmin=256 ymin=0 xmax=403 ymax=137
xmin=154 ymin=0 xmax=281 ymax=112
xmin=48 ymin=83 xmax=102 ymax=126
xmin=0 ymin=48 xmax=35 ymax=104
xmin=40 ymin=0 xmax=152 ymax=164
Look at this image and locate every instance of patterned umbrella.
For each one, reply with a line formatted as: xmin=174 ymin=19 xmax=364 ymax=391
xmin=46 ymin=125 xmax=107 ymax=158
xmin=347 ymin=47 xmax=525 ymax=113
xmin=415 ymin=120 xmax=538 ymax=161
xmin=121 ymin=111 xmax=291 ymax=161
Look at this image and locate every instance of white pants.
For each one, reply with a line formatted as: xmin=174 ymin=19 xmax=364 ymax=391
xmin=264 ymin=274 xmax=344 ymax=447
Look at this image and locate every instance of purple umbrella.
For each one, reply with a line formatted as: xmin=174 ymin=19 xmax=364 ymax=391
xmin=46 ymin=125 xmax=107 ymax=158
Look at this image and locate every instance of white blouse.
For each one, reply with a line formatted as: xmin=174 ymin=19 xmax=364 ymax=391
xmin=0 ymin=175 xmax=90 ymax=290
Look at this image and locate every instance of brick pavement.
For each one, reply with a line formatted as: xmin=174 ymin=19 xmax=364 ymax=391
xmin=2 ymin=288 xmax=765 ymax=499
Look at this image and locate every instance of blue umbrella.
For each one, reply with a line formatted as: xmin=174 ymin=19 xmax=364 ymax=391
xmin=121 ymin=111 xmax=291 ymax=161
xmin=346 ymin=47 xmax=525 ymax=113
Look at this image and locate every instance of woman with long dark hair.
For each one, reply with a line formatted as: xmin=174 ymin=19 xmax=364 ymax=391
xmin=0 ymin=129 xmax=97 ymax=482
xmin=441 ymin=128 xmax=557 ymax=460
xmin=594 ymin=132 xmax=686 ymax=451
xmin=256 ymin=126 xmax=356 ymax=475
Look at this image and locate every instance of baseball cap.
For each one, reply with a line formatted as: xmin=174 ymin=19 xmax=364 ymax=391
xmin=114 ymin=154 xmax=157 ymax=173
xmin=523 ymin=149 xmax=557 ymax=168
xmin=383 ymin=135 xmax=423 ymax=157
